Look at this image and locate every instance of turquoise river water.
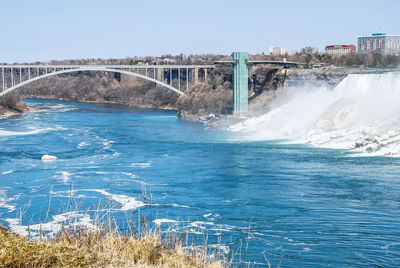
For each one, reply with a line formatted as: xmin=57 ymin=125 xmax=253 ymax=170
xmin=1 ymin=98 xmax=400 ymax=267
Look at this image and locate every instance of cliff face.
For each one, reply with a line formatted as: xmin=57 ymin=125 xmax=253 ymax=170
xmin=177 ymin=67 xmax=348 ymax=121
xmin=282 ymin=69 xmax=347 ymax=88
xmin=177 ymin=67 xmax=233 ymax=121
xmin=247 ymin=69 xmax=347 ymax=116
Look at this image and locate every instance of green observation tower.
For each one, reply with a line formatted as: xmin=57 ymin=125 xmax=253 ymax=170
xmin=232 ymin=52 xmax=249 ymax=115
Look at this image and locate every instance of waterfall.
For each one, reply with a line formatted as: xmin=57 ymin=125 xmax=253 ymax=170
xmin=229 ymin=72 xmax=400 ymax=156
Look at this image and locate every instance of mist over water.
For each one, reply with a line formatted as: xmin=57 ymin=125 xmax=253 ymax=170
xmin=230 ymin=72 xmax=400 ymax=156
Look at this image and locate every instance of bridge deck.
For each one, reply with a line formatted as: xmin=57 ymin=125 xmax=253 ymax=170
xmin=215 ymin=60 xmax=302 ymax=66
xmin=0 ymin=64 xmax=215 ymax=69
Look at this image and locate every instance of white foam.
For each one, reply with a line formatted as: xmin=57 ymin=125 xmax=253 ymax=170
xmin=91 ymin=189 xmax=145 ymax=211
xmin=102 ymin=140 xmax=115 ymax=150
xmin=131 ymin=162 xmax=152 ymax=168
xmin=6 ymin=212 xmax=97 ymax=239
xmin=77 ymin=141 xmax=90 ymax=148
xmin=95 ymin=171 xmax=109 ymax=174
xmin=171 ymin=203 xmax=191 ymax=208
xmin=6 ymin=218 xmax=30 ymax=236
xmin=38 ymin=103 xmax=77 ymax=113
xmin=50 ymin=190 xmax=88 ymax=199
xmin=189 ymin=221 xmax=214 ymax=228
xmin=1 ymin=170 xmax=13 ymax=175
xmin=0 ymin=129 xmax=45 ymax=136
xmin=0 ymin=190 xmax=19 ymax=212
xmin=230 ymin=72 xmax=400 ymax=156
xmin=54 ymin=171 xmax=72 ymax=183
xmin=0 ymin=125 xmax=65 ymax=137
xmin=153 ymin=218 xmax=177 ymax=226
xmin=120 ymin=172 xmax=138 ymax=178
xmin=208 ymin=244 xmax=230 ymax=254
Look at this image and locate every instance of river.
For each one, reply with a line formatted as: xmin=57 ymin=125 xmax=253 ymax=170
xmin=1 ymin=97 xmax=400 ymax=267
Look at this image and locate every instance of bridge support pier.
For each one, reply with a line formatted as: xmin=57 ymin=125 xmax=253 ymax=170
xmin=232 ymin=52 xmax=248 ymax=115
xmin=156 ymin=68 xmax=162 ymax=87
xmin=194 ymin=67 xmax=199 ymax=85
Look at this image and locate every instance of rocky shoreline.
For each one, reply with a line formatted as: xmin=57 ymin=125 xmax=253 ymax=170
xmin=0 ymin=92 xmax=31 ymax=117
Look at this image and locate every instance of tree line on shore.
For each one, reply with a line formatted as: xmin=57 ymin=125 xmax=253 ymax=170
xmin=271 ymin=50 xmax=400 ymax=68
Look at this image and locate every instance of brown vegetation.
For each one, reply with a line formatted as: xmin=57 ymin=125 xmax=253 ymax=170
xmin=0 ymin=92 xmax=29 ymax=115
xmin=177 ymin=68 xmax=233 ymax=120
xmin=0 ymin=223 xmax=224 ymax=268
xmin=18 ymin=73 xmax=180 ymax=109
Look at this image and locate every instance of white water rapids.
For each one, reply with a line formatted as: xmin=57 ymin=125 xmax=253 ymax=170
xmin=229 ymin=72 xmax=400 ymax=156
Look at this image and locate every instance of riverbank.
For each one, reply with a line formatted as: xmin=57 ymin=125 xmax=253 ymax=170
xmin=0 ymin=224 xmax=222 ymax=267
xmin=0 ymin=92 xmax=32 ymax=117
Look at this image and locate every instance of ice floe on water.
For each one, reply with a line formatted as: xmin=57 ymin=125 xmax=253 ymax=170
xmin=230 ymin=72 xmax=400 ymax=156
xmin=0 ymin=189 xmax=20 ymax=212
xmin=90 ymin=189 xmax=145 ymax=210
xmin=50 ymin=189 xmax=90 ymax=199
xmin=41 ymin=154 xmax=58 ymax=161
xmin=48 ymin=189 xmax=145 ymax=211
xmin=3 ymin=188 xmax=146 ymax=238
xmin=6 ymin=212 xmax=96 ymax=239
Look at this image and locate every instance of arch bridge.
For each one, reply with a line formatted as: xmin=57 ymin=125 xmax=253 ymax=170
xmin=0 ymin=64 xmax=214 ymax=98
xmin=0 ymin=53 xmax=302 ymax=114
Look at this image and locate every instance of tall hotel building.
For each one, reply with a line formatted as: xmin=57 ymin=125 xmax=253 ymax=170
xmin=358 ymin=33 xmax=400 ymax=55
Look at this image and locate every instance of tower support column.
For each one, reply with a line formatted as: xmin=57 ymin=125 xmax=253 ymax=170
xmin=232 ymin=52 xmax=248 ymax=115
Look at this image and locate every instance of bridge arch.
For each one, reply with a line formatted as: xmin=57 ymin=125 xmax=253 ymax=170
xmin=0 ymin=67 xmax=185 ymax=98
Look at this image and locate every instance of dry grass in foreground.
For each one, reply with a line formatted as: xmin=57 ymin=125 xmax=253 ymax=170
xmin=0 ymin=223 xmax=223 ymax=268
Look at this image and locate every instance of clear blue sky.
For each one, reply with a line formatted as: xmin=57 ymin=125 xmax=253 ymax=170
xmin=0 ymin=0 xmax=399 ymax=63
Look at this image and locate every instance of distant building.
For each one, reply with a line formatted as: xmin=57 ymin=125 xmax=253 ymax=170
xmin=301 ymin=47 xmax=319 ymax=54
xmin=152 ymin=57 xmax=176 ymax=65
xmin=325 ymin=45 xmax=356 ymax=56
xmin=162 ymin=58 xmax=176 ymax=64
xmin=358 ymin=33 xmax=400 ymax=55
xmin=269 ymin=46 xmax=287 ymax=56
